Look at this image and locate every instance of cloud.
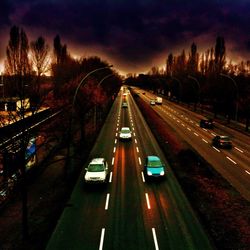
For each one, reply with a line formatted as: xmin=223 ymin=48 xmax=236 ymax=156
xmin=0 ymin=0 xmax=250 ymax=73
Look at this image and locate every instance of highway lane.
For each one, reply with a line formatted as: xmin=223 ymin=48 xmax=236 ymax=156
xmin=47 ymin=88 xmax=213 ymax=249
xmin=138 ymin=90 xmax=250 ymax=201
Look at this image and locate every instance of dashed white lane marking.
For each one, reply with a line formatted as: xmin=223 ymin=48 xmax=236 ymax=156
xmin=109 ymin=172 xmax=113 ymax=183
xmin=245 ymin=170 xmax=250 ymax=175
xmin=114 ymin=139 xmax=117 ymax=144
xmin=105 ymin=193 xmax=110 ymax=210
xmin=135 ymin=139 xmax=137 ymax=143
xmin=187 ymin=127 xmax=191 ymax=131
xmin=152 ymin=228 xmax=159 ymax=250
xmin=115 ymin=133 xmax=118 ymax=137
xmin=136 ymin=147 xmax=139 ymax=152
xmin=212 ymin=146 xmax=220 ymax=152
xmin=202 ymin=138 xmax=208 ymax=143
xmin=145 ymin=193 xmax=151 ymax=209
xmin=235 ymin=147 xmax=244 ymax=153
xmin=211 ymin=133 xmax=216 ymax=136
xmin=138 ymin=157 xmax=142 ymax=165
xmin=181 ymin=123 xmax=185 ymax=127
xmin=112 ymin=157 xmax=115 ymax=165
xmin=116 ymin=127 xmax=119 ymax=131
xmin=194 ymin=132 xmax=199 ymax=136
xmin=226 ymin=156 xmax=237 ymax=165
xmin=99 ymin=228 xmax=105 ymax=250
xmin=141 ymin=172 xmax=145 ymax=182
xmin=113 ymin=147 xmax=116 ymax=153
xmin=202 ymin=128 xmax=207 ymax=132
xmin=134 ymin=133 xmax=136 ymax=136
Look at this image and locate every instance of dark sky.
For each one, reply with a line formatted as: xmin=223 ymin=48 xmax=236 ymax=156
xmin=0 ymin=0 xmax=250 ymax=74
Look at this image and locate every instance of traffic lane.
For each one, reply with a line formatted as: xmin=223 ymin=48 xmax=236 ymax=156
xmin=105 ymin=135 xmax=150 ymax=249
xmin=129 ymin=95 xmax=213 ymax=249
xmin=158 ymin=104 xmax=249 ymax=167
xmin=154 ymin=105 xmax=250 ymax=201
xmin=46 ymin=94 xmax=123 ymax=249
xmin=150 ymin=100 xmax=250 ymax=182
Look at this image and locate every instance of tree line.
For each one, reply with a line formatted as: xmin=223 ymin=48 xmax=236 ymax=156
xmin=126 ymin=36 xmax=250 ymax=130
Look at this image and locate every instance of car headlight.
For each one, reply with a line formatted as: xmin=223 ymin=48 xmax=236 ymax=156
xmin=147 ymin=171 xmax=152 ymax=176
xmin=160 ymin=171 xmax=165 ymax=176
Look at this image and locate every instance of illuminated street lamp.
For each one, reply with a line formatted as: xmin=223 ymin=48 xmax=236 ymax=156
xmin=220 ymin=73 xmax=239 ymax=121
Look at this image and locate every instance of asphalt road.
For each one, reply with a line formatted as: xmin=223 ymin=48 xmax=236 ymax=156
xmin=46 ymin=89 xmax=213 ymax=250
xmin=140 ymin=90 xmax=250 ymax=201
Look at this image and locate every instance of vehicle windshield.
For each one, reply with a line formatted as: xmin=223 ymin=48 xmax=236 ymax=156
xmin=148 ymin=160 xmax=162 ymax=168
xmin=121 ymin=128 xmax=130 ymax=133
xmin=221 ymin=136 xmax=230 ymax=141
xmin=88 ymin=164 xmax=104 ymax=172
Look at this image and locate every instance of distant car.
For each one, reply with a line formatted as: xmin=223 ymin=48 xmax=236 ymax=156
xmin=84 ymin=158 xmax=109 ymax=184
xmin=144 ymin=155 xmax=165 ymax=178
xmin=122 ymin=102 xmax=128 ymax=108
xmin=119 ymin=127 xmax=132 ymax=140
xmin=200 ymin=118 xmax=214 ymax=129
xmin=150 ymin=100 xmax=155 ymax=105
xmin=212 ymin=135 xmax=232 ymax=149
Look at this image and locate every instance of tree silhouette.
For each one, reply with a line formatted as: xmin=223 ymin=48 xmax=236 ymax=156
xmin=215 ymin=36 xmax=226 ymax=74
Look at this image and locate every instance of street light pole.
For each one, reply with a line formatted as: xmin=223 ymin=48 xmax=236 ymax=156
xmin=220 ymin=73 xmax=239 ymax=121
xmin=188 ymin=75 xmax=200 ymax=111
xmin=171 ymin=76 xmax=182 ymax=101
xmin=66 ymin=65 xmax=113 ymax=178
xmin=94 ymin=73 xmax=115 ymax=131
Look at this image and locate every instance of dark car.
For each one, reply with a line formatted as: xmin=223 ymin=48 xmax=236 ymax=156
xmin=212 ymin=135 xmax=232 ymax=149
xmin=122 ymin=102 xmax=128 ymax=108
xmin=200 ymin=118 xmax=214 ymax=129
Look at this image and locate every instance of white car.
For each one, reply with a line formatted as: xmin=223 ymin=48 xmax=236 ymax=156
xmin=119 ymin=127 xmax=132 ymax=140
xmin=84 ymin=158 xmax=109 ymax=183
xmin=150 ymin=100 xmax=155 ymax=105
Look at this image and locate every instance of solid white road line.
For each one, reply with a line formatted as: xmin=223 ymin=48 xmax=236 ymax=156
xmin=226 ymin=156 xmax=237 ymax=165
xmin=152 ymin=228 xmax=159 ymax=250
xmin=145 ymin=193 xmax=151 ymax=209
xmin=109 ymin=172 xmax=113 ymax=183
xmin=105 ymin=193 xmax=110 ymax=210
xmin=99 ymin=228 xmax=105 ymax=250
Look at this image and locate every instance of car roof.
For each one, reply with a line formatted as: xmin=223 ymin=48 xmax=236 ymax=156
xmin=147 ymin=155 xmax=161 ymax=162
xmin=90 ymin=158 xmax=105 ymax=164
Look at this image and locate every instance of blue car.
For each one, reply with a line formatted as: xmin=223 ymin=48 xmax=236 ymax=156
xmin=144 ymin=156 xmax=165 ymax=178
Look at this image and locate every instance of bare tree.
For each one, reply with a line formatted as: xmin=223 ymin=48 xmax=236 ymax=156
xmin=30 ymin=36 xmax=50 ymax=78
